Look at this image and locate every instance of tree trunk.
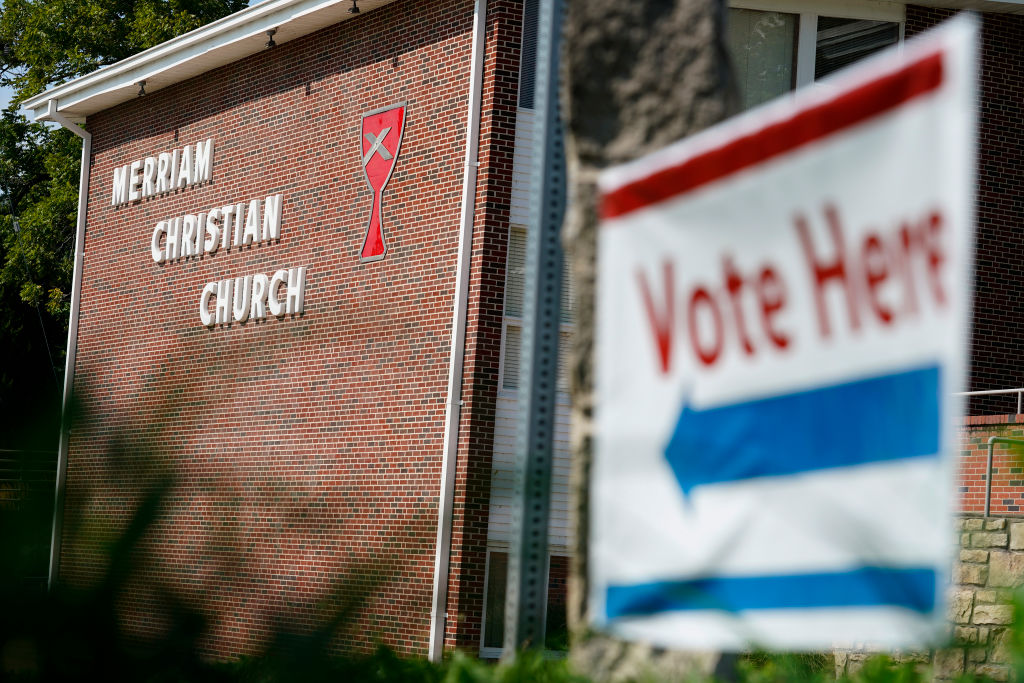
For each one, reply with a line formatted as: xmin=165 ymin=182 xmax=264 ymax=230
xmin=563 ymin=1 xmax=737 ymax=678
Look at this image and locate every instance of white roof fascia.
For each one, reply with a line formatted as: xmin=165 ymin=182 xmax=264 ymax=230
xmin=22 ymin=0 xmax=398 ymax=124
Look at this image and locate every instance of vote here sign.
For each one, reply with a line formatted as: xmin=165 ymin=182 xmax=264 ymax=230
xmin=591 ymin=16 xmax=976 ymax=650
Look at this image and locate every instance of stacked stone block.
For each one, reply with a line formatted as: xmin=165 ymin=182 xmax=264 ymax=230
xmin=938 ymin=516 xmax=1022 ymax=681
xmin=837 ymin=516 xmax=1023 ymax=681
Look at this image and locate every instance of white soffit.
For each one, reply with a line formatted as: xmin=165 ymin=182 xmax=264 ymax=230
xmin=22 ymin=0 xmax=398 ymax=124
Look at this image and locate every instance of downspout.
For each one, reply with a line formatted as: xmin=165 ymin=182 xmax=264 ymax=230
xmin=44 ymin=99 xmax=92 ymax=589
xmin=428 ymin=0 xmax=487 ymax=663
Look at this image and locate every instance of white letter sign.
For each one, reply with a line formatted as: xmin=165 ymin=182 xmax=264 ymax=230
xmin=591 ymin=17 xmax=976 ymax=650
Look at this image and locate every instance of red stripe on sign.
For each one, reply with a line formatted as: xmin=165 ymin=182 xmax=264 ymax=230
xmin=601 ymin=51 xmax=945 ymax=220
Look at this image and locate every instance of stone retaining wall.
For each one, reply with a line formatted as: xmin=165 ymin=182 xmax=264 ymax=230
xmin=939 ymin=515 xmax=1022 ymax=680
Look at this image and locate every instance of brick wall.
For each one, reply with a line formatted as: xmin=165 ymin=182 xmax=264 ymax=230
xmin=907 ymin=7 xmax=1024 ymax=416
xmin=62 ymin=0 xmax=515 ymax=659
xmin=959 ymin=415 xmax=1024 ymax=514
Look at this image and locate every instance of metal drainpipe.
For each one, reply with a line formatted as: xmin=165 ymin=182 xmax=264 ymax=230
xmin=428 ymin=0 xmax=487 ymax=662
xmin=42 ymin=99 xmax=92 ymax=589
xmin=985 ymin=437 xmax=1024 ymax=517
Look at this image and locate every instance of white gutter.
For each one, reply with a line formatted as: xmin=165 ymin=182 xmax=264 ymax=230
xmin=45 ymin=99 xmax=92 ymax=589
xmin=428 ymin=0 xmax=487 ymax=663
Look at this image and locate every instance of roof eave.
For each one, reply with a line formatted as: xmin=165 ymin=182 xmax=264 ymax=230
xmin=22 ymin=0 xmax=397 ymax=123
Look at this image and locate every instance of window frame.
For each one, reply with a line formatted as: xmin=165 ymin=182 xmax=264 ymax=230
xmin=479 ymin=546 xmax=570 ymax=660
xmin=729 ymin=0 xmax=906 ymax=92
xmin=497 ymin=224 xmax=574 ymax=399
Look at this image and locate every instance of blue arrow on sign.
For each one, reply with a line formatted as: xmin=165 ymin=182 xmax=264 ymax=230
xmin=664 ymin=364 xmax=941 ymax=497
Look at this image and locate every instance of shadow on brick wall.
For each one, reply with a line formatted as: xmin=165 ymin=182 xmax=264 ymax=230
xmin=0 ymin=369 xmax=440 ymax=680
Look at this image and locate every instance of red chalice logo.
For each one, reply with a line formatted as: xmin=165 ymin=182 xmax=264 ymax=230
xmin=359 ymin=103 xmax=407 ymax=262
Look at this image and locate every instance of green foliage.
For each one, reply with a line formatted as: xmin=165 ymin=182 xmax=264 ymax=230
xmin=3 ymin=462 xmax=1023 ymax=683
xmin=441 ymin=651 xmax=584 ymax=683
xmin=0 ymin=0 xmax=248 ymax=98
xmin=0 ymin=113 xmax=78 ymax=318
xmin=218 ymin=649 xmax=585 ymax=683
xmin=0 ymin=110 xmax=70 ymax=448
xmin=0 ymin=0 xmax=245 ymax=449
xmin=738 ymin=651 xmax=834 ymax=683
xmin=1006 ymin=592 xmax=1024 ymax=683
xmin=842 ymin=656 xmax=924 ymax=683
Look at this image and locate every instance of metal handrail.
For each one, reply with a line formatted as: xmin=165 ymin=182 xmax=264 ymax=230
xmin=954 ymin=390 xmax=1024 ymax=515
xmin=984 ymin=437 xmax=1024 ymax=517
xmin=954 ymin=388 xmax=1024 ymax=414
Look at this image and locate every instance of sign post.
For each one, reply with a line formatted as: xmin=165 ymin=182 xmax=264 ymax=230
xmin=592 ymin=16 xmax=976 ymax=649
xmin=505 ymin=0 xmax=566 ymax=654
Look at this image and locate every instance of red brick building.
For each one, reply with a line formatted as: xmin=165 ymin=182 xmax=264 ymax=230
xmin=19 ymin=0 xmax=1024 ymax=662
xmin=23 ymin=0 xmax=544 ymax=660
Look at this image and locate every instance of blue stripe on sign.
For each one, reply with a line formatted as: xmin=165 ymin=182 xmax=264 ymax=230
xmin=605 ymin=567 xmax=937 ymax=620
xmin=665 ymin=365 xmax=941 ymax=497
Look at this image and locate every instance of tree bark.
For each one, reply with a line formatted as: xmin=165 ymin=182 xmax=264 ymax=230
xmin=563 ymin=0 xmax=737 ymax=678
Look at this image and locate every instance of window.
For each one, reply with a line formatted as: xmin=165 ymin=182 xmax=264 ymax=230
xmin=501 ymin=226 xmax=574 ymax=394
xmin=814 ymin=16 xmax=901 ymax=79
xmin=727 ymin=1 xmax=903 ymax=111
xmin=480 ymin=550 xmax=569 ymax=657
xmin=728 ymin=9 xmax=798 ymax=110
xmin=519 ymin=0 xmax=539 ymax=109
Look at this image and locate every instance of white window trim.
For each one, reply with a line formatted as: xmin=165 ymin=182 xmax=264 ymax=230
xmin=796 ymin=13 xmax=819 ymax=87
